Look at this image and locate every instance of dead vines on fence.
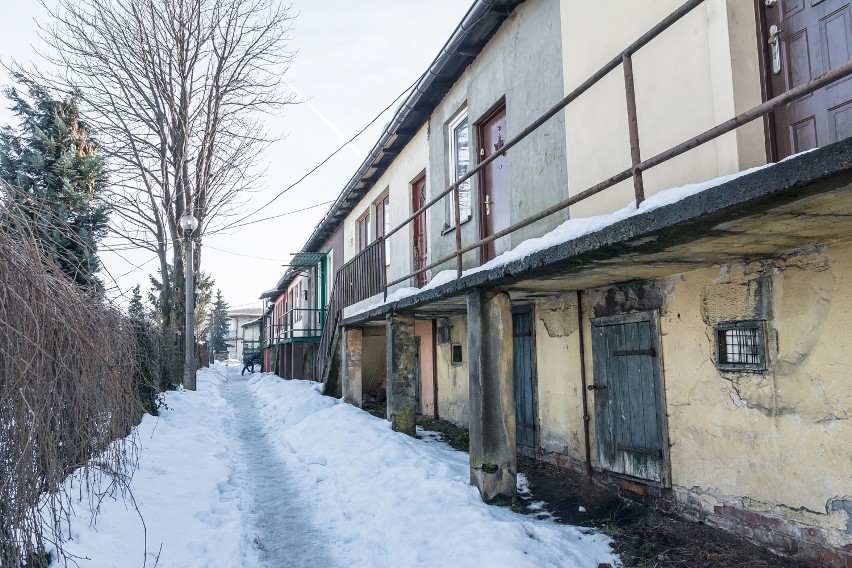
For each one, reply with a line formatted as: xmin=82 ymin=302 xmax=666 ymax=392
xmin=0 ymin=188 xmax=155 ymax=566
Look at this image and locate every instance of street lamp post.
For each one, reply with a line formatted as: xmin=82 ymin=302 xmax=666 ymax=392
xmin=179 ymin=212 xmax=199 ymax=391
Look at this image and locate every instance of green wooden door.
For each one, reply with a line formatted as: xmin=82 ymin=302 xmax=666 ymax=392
xmin=591 ymin=312 xmax=666 ymax=484
xmin=414 ymin=337 xmax=422 ymax=414
xmin=513 ymin=308 xmax=536 ymax=448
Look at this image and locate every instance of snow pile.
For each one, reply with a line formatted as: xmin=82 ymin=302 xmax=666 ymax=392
xmin=249 ymin=373 xmax=616 ymax=568
xmin=46 ymin=365 xmax=617 ymax=567
xmin=50 ymin=363 xmax=257 ymax=567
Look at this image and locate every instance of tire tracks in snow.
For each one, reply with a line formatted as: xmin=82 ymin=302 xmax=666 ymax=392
xmin=220 ymin=367 xmax=338 ymax=568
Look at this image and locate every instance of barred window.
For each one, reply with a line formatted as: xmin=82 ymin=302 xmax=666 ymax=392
xmin=715 ymin=321 xmax=766 ymax=371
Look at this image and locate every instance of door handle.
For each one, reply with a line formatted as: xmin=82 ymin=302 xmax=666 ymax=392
xmin=484 ymin=195 xmax=492 ymax=216
xmin=768 ymin=25 xmax=782 ymax=75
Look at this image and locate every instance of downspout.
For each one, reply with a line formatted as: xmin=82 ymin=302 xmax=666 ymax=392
xmin=577 ymin=290 xmax=593 ymax=479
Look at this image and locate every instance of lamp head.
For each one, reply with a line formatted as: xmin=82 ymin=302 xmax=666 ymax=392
xmin=179 ymin=212 xmax=199 ymax=234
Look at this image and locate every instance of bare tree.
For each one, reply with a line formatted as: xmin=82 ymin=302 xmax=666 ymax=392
xmin=38 ymin=0 xmax=295 ymax=328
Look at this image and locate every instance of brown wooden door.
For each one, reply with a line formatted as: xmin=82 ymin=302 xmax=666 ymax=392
xmin=478 ymin=105 xmax=511 ymax=262
xmin=412 ymin=175 xmax=427 ymax=288
xmin=766 ymin=0 xmax=852 ymax=157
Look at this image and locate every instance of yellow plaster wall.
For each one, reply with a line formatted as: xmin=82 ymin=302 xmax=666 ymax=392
xmin=531 ymin=243 xmax=852 ymax=540
xmin=559 ymin=0 xmax=765 ymax=218
xmin=661 ymin=246 xmax=851 ymax=537
xmin=533 ymin=294 xmax=588 ymax=459
xmin=434 ymin=316 xmax=470 ymax=427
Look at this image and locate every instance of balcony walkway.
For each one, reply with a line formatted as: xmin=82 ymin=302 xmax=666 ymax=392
xmin=343 ymin=138 xmax=852 ymax=326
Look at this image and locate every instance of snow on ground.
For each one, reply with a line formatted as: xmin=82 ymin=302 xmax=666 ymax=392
xmin=47 ymin=364 xmax=617 ymax=567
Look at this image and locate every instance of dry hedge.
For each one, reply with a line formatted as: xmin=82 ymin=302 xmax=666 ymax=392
xmin=0 ymin=204 xmax=153 ymax=565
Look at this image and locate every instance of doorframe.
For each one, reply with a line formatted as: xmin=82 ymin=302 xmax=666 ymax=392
xmin=590 ymin=310 xmax=672 ymax=488
xmin=511 ymin=303 xmax=539 ymax=452
xmin=754 ymin=0 xmax=780 ymax=162
xmin=475 ymin=97 xmax=508 ymax=264
xmin=410 ymin=170 xmax=428 ymax=288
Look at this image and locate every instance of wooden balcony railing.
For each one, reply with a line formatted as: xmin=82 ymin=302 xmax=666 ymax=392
xmin=316 ymin=238 xmax=386 ymax=383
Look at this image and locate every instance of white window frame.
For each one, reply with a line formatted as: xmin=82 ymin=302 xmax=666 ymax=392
xmin=375 ymin=191 xmax=390 ymax=266
xmin=445 ymin=109 xmax=472 ymax=229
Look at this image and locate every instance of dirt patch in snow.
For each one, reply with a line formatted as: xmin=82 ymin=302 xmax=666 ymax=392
xmin=518 ymin=457 xmax=807 ymax=568
xmin=414 ymin=415 xmax=805 ymax=568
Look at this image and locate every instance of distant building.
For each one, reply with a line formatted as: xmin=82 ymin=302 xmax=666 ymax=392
xmin=226 ymin=308 xmax=263 ymax=361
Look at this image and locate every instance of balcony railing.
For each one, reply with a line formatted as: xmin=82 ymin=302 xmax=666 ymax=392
xmin=311 ymin=0 xmax=852 ymax=387
xmin=353 ymin=0 xmax=852 ymax=293
xmin=270 ymin=308 xmax=326 ymax=342
xmin=316 ymin=237 xmax=386 ymax=384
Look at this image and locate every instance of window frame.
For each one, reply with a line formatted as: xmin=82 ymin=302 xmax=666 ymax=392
xmin=375 ymin=192 xmax=390 ymax=266
xmin=357 ymin=211 xmax=371 ymax=252
xmin=445 ymin=109 xmax=472 ymax=230
xmin=451 ymin=343 xmax=463 ymax=366
xmin=714 ymin=320 xmax=767 ymax=372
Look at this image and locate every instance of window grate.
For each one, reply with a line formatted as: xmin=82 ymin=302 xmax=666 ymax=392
xmin=715 ymin=321 xmax=766 ymax=371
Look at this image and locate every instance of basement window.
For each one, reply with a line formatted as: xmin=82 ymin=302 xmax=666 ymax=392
xmin=451 ymin=343 xmax=463 ymax=365
xmin=714 ymin=321 xmax=766 ymax=371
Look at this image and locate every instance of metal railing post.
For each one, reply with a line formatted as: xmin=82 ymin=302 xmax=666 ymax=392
xmin=622 ymin=52 xmax=645 ymax=206
xmin=453 ymin=182 xmax=463 ymax=278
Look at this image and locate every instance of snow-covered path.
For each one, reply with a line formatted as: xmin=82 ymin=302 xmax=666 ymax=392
xmin=48 ymin=365 xmax=618 ymax=567
xmin=219 ymin=366 xmax=338 ymax=567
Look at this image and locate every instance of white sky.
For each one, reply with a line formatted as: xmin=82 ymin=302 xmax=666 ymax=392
xmin=0 ymin=1 xmax=471 ymax=311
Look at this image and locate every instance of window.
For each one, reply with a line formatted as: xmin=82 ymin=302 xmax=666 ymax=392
xmin=296 ymin=282 xmax=302 ymax=322
xmin=715 ymin=321 xmax=766 ymax=371
xmin=451 ymin=343 xmax=463 ymax=365
xmin=446 ymin=111 xmax=471 ymax=227
xmin=375 ymin=194 xmax=390 ymax=265
xmin=324 ymin=248 xmax=334 ymax=308
xmin=357 ymin=212 xmax=371 ymax=252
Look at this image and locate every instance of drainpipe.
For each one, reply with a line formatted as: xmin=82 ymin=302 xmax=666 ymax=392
xmin=577 ymin=290 xmax=593 ymax=479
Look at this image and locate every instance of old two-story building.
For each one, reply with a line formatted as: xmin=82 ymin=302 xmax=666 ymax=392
xmin=259 ymin=252 xmax=332 ymax=378
xmin=224 ymin=308 xmax=264 ymax=361
xmin=260 ymin=0 xmax=852 ymax=564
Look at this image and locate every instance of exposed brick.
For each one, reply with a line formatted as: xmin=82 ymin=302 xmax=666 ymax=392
xmin=713 ymin=505 xmax=782 ymax=529
xmin=819 ymin=549 xmax=844 ymax=568
xmin=619 ymin=479 xmax=647 ymax=496
xmin=801 ymin=527 xmax=827 ymax=544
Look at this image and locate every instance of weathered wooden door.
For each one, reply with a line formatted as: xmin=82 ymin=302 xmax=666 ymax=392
xmin=766 ymin=0 xmax=852 ymax=157
xmin=478 ymin=105 xmax=511 ymax=262
xmin=412 ymin=175 xmax=428 ymax=288
xmin=591 ymin=312 xmax=667 ymax=484
xmin=512 ymin=307 xmax=536 ymax=449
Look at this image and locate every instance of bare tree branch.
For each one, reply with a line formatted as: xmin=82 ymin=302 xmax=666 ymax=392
xmin=35 ymin=0 xmax=295 ymax=327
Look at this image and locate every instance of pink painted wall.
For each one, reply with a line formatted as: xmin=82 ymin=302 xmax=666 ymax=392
xmin=416 ymin=320 xmax=436 ymax=417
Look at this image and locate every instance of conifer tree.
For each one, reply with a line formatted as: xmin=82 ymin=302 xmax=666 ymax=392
xmin=0 ymin=73 xmax=109 ymax=288
xmin=211 ymin=290 xmax=231 ymax=356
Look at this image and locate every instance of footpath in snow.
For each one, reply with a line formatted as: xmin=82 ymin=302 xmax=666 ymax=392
xmin=50 ymin=364 xmax=617 ymax=567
